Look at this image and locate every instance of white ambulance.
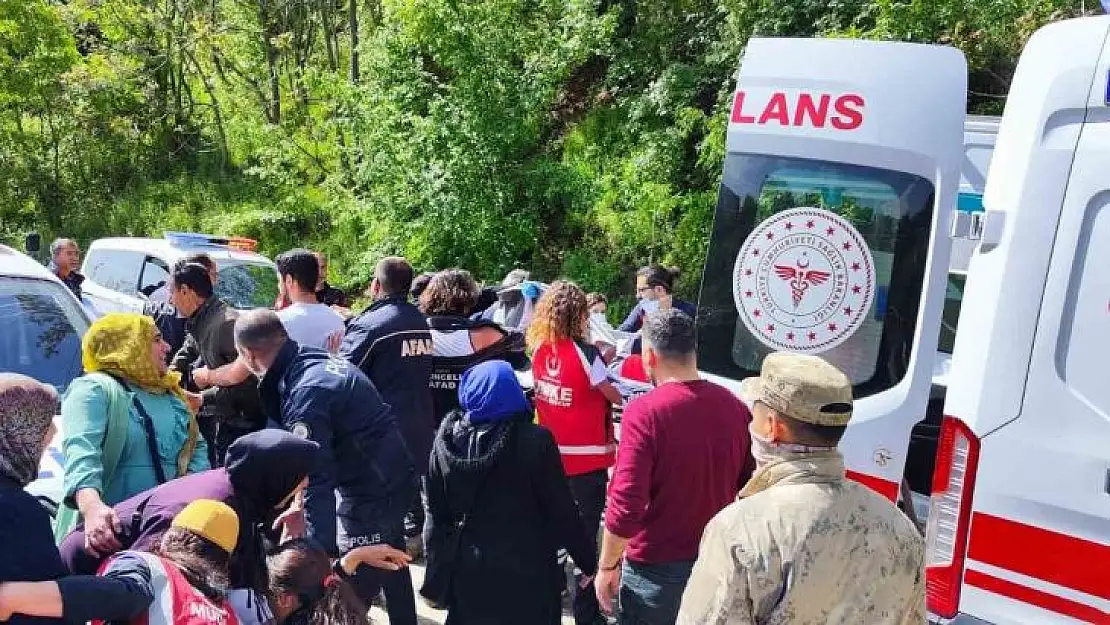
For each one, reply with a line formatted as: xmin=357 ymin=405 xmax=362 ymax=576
xmin=698 ymin=15 xmax=1110 ymax=624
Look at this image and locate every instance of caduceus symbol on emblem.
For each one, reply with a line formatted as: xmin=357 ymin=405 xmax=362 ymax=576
xmin=774 ymin=254 xmax=831 ymax=309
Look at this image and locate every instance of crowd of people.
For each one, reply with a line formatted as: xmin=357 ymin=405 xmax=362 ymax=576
xmin=0 ymin=243 xmax=928 ymax=625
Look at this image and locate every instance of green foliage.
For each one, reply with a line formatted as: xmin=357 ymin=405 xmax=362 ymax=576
xmin=0 ymin=0 xmax=1089 ymax=300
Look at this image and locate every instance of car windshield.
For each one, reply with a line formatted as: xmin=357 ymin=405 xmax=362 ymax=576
xmin=215 ymin=260 xmax=279 ymax=310
xmin=0 ymin=277 xmax=89 ymax=393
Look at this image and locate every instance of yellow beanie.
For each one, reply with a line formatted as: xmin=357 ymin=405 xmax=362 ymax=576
xmin=172 ymin=500 xmax=240 ymax=554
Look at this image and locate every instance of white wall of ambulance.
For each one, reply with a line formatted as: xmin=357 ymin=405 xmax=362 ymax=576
xmin=708 ymin=15 xmax=1110 ymax=625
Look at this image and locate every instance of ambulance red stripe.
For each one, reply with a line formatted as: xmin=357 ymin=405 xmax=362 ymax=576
xmin=845 ymin=469 xmax=899 ymax=501
xmin=964 ymin=570 xmax=1109 ymax=623
xmin=967 ymin=512 xmax=1110 ymax=602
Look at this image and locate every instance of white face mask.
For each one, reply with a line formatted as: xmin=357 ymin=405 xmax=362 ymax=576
xmin=640 ymin=298 xmax=660 ymax=314
xmin=749 ymin=423 xmax=837 ymax=469
xmin=590 ymin=312 xmax=609 ymax=327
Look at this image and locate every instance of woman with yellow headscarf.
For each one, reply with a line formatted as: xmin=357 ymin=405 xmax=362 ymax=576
xmin=55 ymin=313 xmax=209 ymax=546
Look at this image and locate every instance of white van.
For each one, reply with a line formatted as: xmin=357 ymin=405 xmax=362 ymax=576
xmin=699 ymin=16 xmax=1109 ymax=623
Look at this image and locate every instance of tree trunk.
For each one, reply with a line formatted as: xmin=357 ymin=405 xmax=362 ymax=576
xmin=182 ymin=48 xmax=230 ymax=170
xmin=348 ymin=0 xmax=359 ymax=84
xmin=320 ymin=0 xmax=339 ymax=72
xmin=258 ymin=0 xmax=281 ymax=124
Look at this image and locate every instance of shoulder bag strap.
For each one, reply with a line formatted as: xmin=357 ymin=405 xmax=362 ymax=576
xmin=115 ymin=380 xmax=169 ymax=485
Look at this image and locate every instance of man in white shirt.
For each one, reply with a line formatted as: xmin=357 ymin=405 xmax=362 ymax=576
xmin=275 ymin=249 xmax=346 ymax=351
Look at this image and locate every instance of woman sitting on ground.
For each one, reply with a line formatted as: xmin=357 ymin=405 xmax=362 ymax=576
xmin=0 ymin=500 xmax=246 ymax=624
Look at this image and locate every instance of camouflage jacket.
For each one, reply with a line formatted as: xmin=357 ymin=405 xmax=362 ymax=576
xmin=677 ymin=451 xmax=925 ymax=625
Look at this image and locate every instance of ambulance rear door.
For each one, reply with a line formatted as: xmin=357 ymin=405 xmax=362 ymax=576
xmin=928 ymin=16 xmax=1110 ymax=623
xmin=696 ymin=38 xmax=966 ymax=500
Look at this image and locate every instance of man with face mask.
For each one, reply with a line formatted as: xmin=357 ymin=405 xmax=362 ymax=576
xmin=339 ymin=256 xmax=434 ymax=550
xmin=595 ymin=309 xmax=754 ymax=624
xmin=676 ymin=352 xmax=926 ymax=625
xmin=234 ymin=309 xmax=419 ymax=625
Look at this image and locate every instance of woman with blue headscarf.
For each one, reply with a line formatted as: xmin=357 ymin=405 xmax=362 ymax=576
xmin=421 ymin=360 xmax=596 ymax=624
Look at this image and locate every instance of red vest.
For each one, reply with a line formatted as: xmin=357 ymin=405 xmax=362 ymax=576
xmin=533 ymin=339 xmax=614 ymax=476
xmin=94 ymin=552 xmax=240 ymax=625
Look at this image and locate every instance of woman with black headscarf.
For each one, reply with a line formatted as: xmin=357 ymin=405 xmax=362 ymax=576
xmin=0 ymin=373 xmax=67 ymax=625
xmin=57 ymin=428 xmax=321 ymax=625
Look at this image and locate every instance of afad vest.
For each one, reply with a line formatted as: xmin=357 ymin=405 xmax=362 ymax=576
xmin=533 ymin=339 xmax=615 ymax=476
xmin=427 ymin=317 xmax=515 ymax=423
xmin=93 ymin=552 xmax=240 ymax=625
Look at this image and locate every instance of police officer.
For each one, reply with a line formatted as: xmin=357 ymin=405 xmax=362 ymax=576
xmin=233 ymin=309 xmax=418 ymax=625
xmin=339 ymin=257 xmax=433 ymax=548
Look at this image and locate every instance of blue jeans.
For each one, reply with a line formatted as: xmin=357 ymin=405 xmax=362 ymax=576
xmin=619 ymin=559 xmax=695 ymax=625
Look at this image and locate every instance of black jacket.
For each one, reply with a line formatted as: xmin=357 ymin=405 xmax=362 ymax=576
xmin=0 ymin=477 xmax=68 ymax=625
xmin=427 ymin=315 xmax=530 ymax=426
xmin=142 ymin=300 xmax=187 ymax=365
xmin=259 ymin=341 xmax=415 ymax=554
xmin=315 ymin=282 xmax=349 ymax=308
xmin=340 ymin=296 xmax=435 ymax=474
xmin=425 ymin=411 xmax=596 ymax=625
xmin=171 ymin=297 xmax=263 ymax=429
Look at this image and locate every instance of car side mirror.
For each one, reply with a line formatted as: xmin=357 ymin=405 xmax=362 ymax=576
xmin=25 ymin=233 xmax=41 ymax=255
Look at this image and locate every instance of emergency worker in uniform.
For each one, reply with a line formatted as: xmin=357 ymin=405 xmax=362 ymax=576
xmin=420 ymin=269 xmax=529 ymax=426
xmin=233 ymin=310 xmax=419 ymax=625
xmin=339 ymin=257 xmax=434 ymax=548
xmin=527 ymin=281 xmax=623 ymax=625
xmin=677 ymin=352 xmax=925 ymax=625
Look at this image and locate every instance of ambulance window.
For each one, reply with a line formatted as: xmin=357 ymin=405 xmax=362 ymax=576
xmin=697 ymin=154 xmax=935 ymax=397
xmin=1060 ymin=200 xmax=1110 ymax=414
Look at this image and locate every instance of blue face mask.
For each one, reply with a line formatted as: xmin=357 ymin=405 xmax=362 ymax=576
xmin=640 ymin=298 xmax=660 ymax=314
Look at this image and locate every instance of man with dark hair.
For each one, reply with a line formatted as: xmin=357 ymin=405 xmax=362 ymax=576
xmin=596 ymin=309 xmax=754 ymax=624
xmin=145 ymin=254 xmax=219 ymax=363
xmin=275 ymin=249 xmax=345 ymax=350
xmin=234 ymin=309 xmax=418 ymax=625
xmin=312 ymin=251 xmax=350 ymax=308
xmin=49 ymin=238 xmax=84 ymax=299
xmin=170 ymin=263 xmax=264 ymax=465
xmin=409 ymin=272 xmax=435 ymax=301
xmin=678 ymin=353 xmax=925 ymax=624
xmin=340 ymin=257 xmax=433 ymax=551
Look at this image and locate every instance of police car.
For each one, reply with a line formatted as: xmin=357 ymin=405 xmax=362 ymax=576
xmin=81 ymin=232 xmax=280 ymax=314
xmin=0 ymin=245 xmax=92 ymax=507
xmin=702 ymin=16 xmax=1110 ymax=623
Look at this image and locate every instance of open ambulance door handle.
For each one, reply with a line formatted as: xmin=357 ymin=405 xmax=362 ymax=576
xmin=951 ymin=210 xmax=1006 ymax=252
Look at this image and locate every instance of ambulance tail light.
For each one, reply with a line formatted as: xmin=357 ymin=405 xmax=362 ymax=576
xmin=925 ymin=416 xmax=981 ymax=618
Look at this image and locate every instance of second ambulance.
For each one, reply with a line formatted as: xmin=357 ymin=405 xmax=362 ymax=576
xmin=699 ymin=15 xmax=1110 ymax=624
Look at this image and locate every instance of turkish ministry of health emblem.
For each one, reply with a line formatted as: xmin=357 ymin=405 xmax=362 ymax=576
xmin=733 ymin=207 xmax=876 ymax=354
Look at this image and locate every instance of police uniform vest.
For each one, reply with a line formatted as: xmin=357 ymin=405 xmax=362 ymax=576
xmin=93 ymin=552 xmax=240 ymax=625
xmin=533 ymin=338 xmax=615 ymax=476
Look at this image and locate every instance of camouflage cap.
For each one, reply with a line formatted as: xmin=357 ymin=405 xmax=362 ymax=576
xmin=739 ymin=352 xmax=854 ymax=426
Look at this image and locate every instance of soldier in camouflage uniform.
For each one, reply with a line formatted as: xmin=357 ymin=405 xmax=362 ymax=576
xmin=677 ymin=352 xmax=925 ymax=625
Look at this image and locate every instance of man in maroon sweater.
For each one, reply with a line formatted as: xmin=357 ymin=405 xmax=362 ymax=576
xmin=596 ymin=309 xmax=754 ymax=624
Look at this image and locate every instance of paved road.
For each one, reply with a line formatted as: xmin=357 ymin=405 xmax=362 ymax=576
xmin=368 ymin=563 xmax=577 ymax=625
